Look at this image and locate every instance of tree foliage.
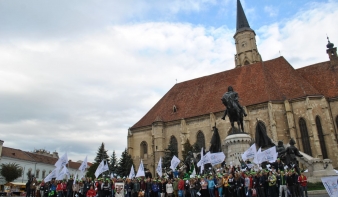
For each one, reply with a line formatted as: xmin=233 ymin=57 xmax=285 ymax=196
xmin=94 ymin=142 xmax=110 ymax=163
xmin=182 ymin=139 xmax=193 ymax=161
xmin=116 ymin=149 xmax=134 ymax=177
xmin=0 ymin=163 xmax=22 ymax=183
xmin=85 ymin=162 xmax=99 ymax=179
xmin=110 ymin=150 xmax=118 ymax=173
xmin=162 ymin=142 xmax=179 ymax=169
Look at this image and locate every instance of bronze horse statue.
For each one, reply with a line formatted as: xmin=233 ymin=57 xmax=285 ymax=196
xmin=221 ymin=86 xmax=247 ymax=134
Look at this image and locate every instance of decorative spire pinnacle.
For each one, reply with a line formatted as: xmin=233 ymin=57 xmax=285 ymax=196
xmin=236 ymin=0 xmax=253 ymax=34
xmin=327 ymin=36 xmax=334 ymax=49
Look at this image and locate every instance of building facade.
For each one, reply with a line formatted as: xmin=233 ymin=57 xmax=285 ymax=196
xmin=128 ymin=0 xmax=338 ymax=175
xmin=0 ymin=140 xmax=89 ymax=186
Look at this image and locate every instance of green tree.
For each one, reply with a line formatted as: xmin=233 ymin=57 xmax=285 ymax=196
xmin=110 ymin=150 xmax=118 ymax=174
xmin=85 ymin=163 xmax=99 ymax=179
xmin=94 ymin=142 xmax=110 ymax=163
xmin=162 ymin=142 xmax=179 ymax=169
xmin=182 ymin=139 xmax=193 ymax=161
xmin=0 ymin=163 xmax=23 ymax=183
xmin=116 ymin=149 xmax=134 ymax=177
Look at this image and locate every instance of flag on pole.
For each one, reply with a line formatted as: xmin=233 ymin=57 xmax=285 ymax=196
xmin=241 ymin=144 xmax=257 ymax=161
xmin=78 ymin=156 xmax=88 ymax=172
xmin=102 ymin=162 xmax=109 ymax=173
xmin=197 ymin=148 xmax=204 ymax=174
xmin=55 ymin=153 xmax=68 ymax=168
xmin=95 ymin=160 xmax=105 ymax=178
xmin=73 ymin=173 xmax=77 ymax=184
xmin=170 ymin=155 xmax=180 ymax=171
xmin=56 ymin=166 xmax=70 ymax=180
xmin=253 ymin=148 xmax=262 ymax=164
xmin=44 ymin=168 xmax=58 ymax=182
xmin=156 ymin=157 xmax=162 ymax=177
xmin=136 ymin=160 xmax=145 ymax=177
xmin=129 ymin=165 xmax=135 ymax=179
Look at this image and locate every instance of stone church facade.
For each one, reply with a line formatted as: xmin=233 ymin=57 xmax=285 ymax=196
xmin=128 ymin=0 xmax=338 ymax=175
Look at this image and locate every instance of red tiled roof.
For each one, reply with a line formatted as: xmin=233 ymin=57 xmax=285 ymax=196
xmin=2 ymin=147 xmax=90 ymax=169
xmin=297 ymin=61 xmax=338 ymax=98
xmin=131 ymin=57 xmax=321 ymax=129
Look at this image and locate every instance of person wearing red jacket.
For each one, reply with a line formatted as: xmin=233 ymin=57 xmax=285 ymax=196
xmin=178 ymin=178 xmax=184 ymax=197
xmin=87 ymin=186 xmax=96 ymax=197
xmin=298 ymin=171 xmax=308 ymax=197
xmin=56 ymin=181 xmax=63 ymax=197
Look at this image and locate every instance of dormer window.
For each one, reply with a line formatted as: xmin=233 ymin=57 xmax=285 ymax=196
xmin=173 ymin=105 xmax=177 ymax=113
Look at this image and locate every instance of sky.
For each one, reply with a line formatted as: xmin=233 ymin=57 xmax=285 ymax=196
xmin=0 ymin=0 xmax=337 ymax=163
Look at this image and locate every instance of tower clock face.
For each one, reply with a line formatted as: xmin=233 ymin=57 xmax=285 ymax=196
xmin=241 ymin=41 xmax=247 ymax=48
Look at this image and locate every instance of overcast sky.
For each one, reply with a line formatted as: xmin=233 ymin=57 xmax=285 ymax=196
xmin=0 ymin=0 xmax=337 ymax=163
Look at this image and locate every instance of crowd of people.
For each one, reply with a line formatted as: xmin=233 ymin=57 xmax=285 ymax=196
xmin=24 ymin=158 xmax=309 ymax=197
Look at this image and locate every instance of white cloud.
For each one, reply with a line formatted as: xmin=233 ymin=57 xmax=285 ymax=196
xmin=264 ymin=5 xmax=279 ymax=17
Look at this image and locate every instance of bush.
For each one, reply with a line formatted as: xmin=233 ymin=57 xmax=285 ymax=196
xmin=307 ymin=182 xmax=325 ymax=191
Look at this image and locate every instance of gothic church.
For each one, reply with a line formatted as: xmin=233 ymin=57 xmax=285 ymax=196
xmin=127 ymin=0 xmax=338 ymax=174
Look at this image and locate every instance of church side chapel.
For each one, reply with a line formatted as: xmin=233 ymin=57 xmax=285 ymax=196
xmin=127 ymin=0 xmax=338 ymax=177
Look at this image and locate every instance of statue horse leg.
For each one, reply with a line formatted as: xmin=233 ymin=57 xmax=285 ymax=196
xmin=230 ymin=120 xmax=235 ymax=134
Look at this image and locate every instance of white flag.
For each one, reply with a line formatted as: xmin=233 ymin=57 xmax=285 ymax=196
xmin=210 ymin=152 xmax=226 ymax=166
xmin=44 ymin=168 xmax=58 ymax=182
xmin=253 ymin=148 xmax=262 ymax=164
xmin=156 ymin=157 xmax=162 ymax=177
xmin=73 ymin=174 xmax=77 ymax=184
xmin=136 ymin=160 xmax=145 ymax=177
xmin=102 ymin=162 xmax=109 ymax=173
xmin=129 ymin=165 xmax=135 ymax=179
xmin=242 ymin=144 xmax=257 ymax=161
xmin=55 ymin=153 xmax=68 ymax=168
xmin=321 ymin=176 xmax=338 ymax=197
xmin=56 ymin=166 xmax=70 ymax=180
xmin=110 ymin=173 xmax=114 ymax=179
xmin=95 ymin=160 xmax=105 ymax=178
xmin=170 ymin=155 xmax=180 ymax=171
xmin=78 ymin=156 xmax=88 ymax=172
xmin=197 ymin=148 xmax=204 ymax=174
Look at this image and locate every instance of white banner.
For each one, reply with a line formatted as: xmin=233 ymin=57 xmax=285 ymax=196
xmin=102 ymin=162 xmax=109 ymax=173
xmin=242 ymin=144 xmax=257 ymax=161
xmin=321 ymin=176 xmax=338 ymax=197
xmin=261 ymin=146 xmax=278 ymax=163
xmin=197 ymin=152 xmax=211 ymax=166
xmin=55 ymin=152 xmax=68 ymax=168
xmin=253 ymin=148 xmax=262 ymax=164
xmin=44 ymin=168 xmax=58 ymax=182
xmin=197 ymin=148 xmax=204 ymax=174
xmin=170 ymin=155 xmax=180 ymax=171
xmin=156 ymin=157 xmax=162 ymax=177
xmin=95 ymin=160 xmax=105 ymax=178
xmin=136 ymin=160 xmax=145 ymax=177
xmin=129 ymin=165 xmax=135 ymax=179
xmin=210 ymin=152 xmax=226 ymax=166
xmin=56 ymin=166 xmax=70 ymax=180
xmin=78 ymin=156 xmax=88 ymax=172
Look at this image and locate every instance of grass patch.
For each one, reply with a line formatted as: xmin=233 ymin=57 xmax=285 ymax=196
xmin=307 ymin=182 xmax=325 ymax=191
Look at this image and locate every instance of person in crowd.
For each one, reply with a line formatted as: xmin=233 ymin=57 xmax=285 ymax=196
xmin=166 ymin=179 xmax=174 ymax=197
xmin=73 ymin=180 xmax=80 ymax=197
xmin=39 ymin=180 xmax=45 ymax=197
xmin=146 ymin=178 xmax=152 ymax=197
xmin=86 ymin=186 xmax=96 ymax=197
xmin=57 ymin=181 xmax=63 ymax=197
xmin=207 ymin=176 xmax=215 ymax=197
xmin=173 ymin=178 xmax=178 ymax=197
xmin=278 ymin=171 xmax=287 ymax=197
xmin=200 ymin=176 xmax=209 ymax=197
xmin=298 ymin=171 xmax=308 ymax=197
xmin=151 ymin=179 xmax=159 ymax=197
xmin=268 ymin=171 xmax=277 ymax=197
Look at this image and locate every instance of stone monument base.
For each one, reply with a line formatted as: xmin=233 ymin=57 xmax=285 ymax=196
xmin=223 ymin=133 xmax=252 ymax=166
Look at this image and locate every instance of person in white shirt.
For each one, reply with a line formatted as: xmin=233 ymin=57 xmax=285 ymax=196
xmin=166 ymin=180 xmax=174 ymax=197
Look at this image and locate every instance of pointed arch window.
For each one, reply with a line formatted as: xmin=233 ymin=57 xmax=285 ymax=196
xmin=170 ymin=136 xmax=178 ymax=153
xmin=196 ymin=131 xmax=205 ymax=149
xmin=140 ymin=141 xmax=148 ymax=159
xmin=315 ymin=116 xmax=328 ymax=159
xmin=299 ymin=118 xmax=312 ymax=156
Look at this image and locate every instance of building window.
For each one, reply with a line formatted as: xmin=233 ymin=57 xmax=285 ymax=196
xmin=140 ymin=141 xmax=148 ymax=159
xmin=170 ymin=136 xmax=178 ymax=154
xmin=36 ymin=169 xmax=40 ymax=178
xmin=27 ymin=169 xmax=32 ymax=179
xmin=42 ymin=170 xmax=46 ymax=178
xmin=315 ymin=116 xmax=328 ymax=159
xmin=299 ymin=118 xmax=312 ymax=156
xmin=196 ymin=131 xmax=205 ymax=149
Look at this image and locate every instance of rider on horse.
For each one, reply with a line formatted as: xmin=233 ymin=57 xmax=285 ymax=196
xmin=221 ymin=86 xmax=247 ymax=118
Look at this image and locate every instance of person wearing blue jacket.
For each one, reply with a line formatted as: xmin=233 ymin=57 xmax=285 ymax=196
xmin=207 ymin=176 xmax=215 ymax=197
xmin=151 ymin=180 xmax=159 ymax=197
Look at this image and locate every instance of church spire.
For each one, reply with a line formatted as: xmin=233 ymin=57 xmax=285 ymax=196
xmin=233 ymin=0 xmax=262 ymax=68
xmin=236 ymin=0 xmax=253 ymax=34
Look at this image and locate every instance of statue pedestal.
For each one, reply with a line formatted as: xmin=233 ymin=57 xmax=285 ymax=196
xmin=223 ymin=133 xmax=252 ymax=166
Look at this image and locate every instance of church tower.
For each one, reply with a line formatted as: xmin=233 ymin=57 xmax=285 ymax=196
xmin=234 ymin=0 xmax=262 ymax=68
